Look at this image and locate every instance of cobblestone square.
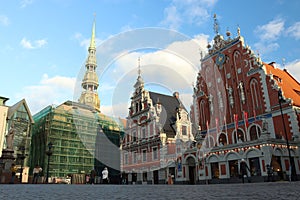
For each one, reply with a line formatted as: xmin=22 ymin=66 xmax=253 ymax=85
xmin=1 ymin=182 xmax=300 ymax=200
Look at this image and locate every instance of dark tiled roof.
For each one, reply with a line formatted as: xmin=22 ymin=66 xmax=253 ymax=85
xmin=149 ymin=92 xmax=185 ymax=138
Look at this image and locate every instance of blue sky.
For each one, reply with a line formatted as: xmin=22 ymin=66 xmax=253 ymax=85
xmin=1 ymin=0 xmax=300 ymax=118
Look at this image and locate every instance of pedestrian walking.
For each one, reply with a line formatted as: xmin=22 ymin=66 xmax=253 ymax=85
xmin=168 ymin=173 xmax=173 ymax=185
xmin=240 ymin=159 xmax=251 ymax=183
xmin=266 ymin=164 xmax=273 ymax=182
xmin=32 ymin=164 xmax=42 ymax=184
xmin=85 ymin=174 xmax=90 ymax=184
xmin=90 ymin=169 xmax=96 ymax=184
xmin=102 ymin=167 xmax=109 ymax=184
xmin=10 ymin=163 xmax=17 ymax=184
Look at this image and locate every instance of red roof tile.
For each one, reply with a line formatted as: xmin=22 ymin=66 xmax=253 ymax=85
xmin=264 ymin=63 xmax=300 ymax=106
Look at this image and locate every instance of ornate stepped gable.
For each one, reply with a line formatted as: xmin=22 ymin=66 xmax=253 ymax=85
xmin=127 ymin=59 xmax=192 ymax=141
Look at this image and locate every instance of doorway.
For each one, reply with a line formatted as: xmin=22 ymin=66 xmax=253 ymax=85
xmin=187 ymin=157 xmax=196 ymax=184
xmin=153 ymin=170 xmax=159 ymax=184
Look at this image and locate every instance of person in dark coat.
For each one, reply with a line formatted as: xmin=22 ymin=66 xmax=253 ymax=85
xmin=240 ymin=159 xmax=251 ymax=183
xmin=90 ymin=169 xmax=96 ymax=184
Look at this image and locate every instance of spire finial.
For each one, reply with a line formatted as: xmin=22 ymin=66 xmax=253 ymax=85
xmin=138 ymin=57 xmax=141 ymax=77
xmin=89 ymin=14 xmax=96 ymax=49
xmin=282 ymin=58 xmax=286 ymax=70
xmin=213 ymin=13 xmax=219 ymax=35
xmin=237 ymin=24 xmax=241 ymax=36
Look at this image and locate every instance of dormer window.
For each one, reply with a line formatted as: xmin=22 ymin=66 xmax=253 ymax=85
xmin=273 ymin=75 xmax=282 ymax=83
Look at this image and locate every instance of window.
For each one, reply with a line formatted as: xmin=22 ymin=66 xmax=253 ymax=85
xmin=133 ymin=131 xmax=137 ymax=142
xmin=142 ymin=128 xmax=146 ymax=139
xmin=133 ymin=151 xmax=137 ymax=164
xmin=233 ymin=129 xmax=245 ymax=143
xmin=182 ymin=126 xmax=187 ymax=135
xmin=250 ymin=78 xmax=262 ymax=111
xmin=142 ymin=149 xmax=147 ymax=162
xmin=152 ymin=147 xmax=158 ymax=160
xmin=218 ymin=133 xmax=227 ymax=146
xmin=250 ymin=125 xmax=260 ymax=141
xmin=124 ymin=153 xmax=128 ymax=165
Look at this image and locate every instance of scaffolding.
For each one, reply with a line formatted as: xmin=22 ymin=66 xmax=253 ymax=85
xmin=30 ymin=101 xmax=125 ymax=181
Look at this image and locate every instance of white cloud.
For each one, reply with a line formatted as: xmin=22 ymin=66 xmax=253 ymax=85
xmin=15 ymin=74 xmax=76 ymax=114
xmin=255 ymin=18 xmax=285 ymax=41
xmin=20 ymin=0 xmax=34 ymax=8
xmin=161 ymin=0 xmax=217 ymax=30
xmin=285 ymin=59 xmax=300 ymax=82
xmin=72 ymin=32 xmax=103 ymax=50
xmin=101 ymin=102 xmax=130 ymax=119
xmin=41 ymin=74 xmax=75 ymax=91
xmin=20 ymin=37 xmax=47 ymax=49
xmin=253 ymin=42 xmax=280 ymax=55
xmin=286 ymin=22 xmax=300 ymax=40
xmin=97 ymin=34 xmax=209 ymax=118
xmin=161 ymin=5 xmax=182 ymax=30
xmin=0 ymin=15 xmax=9 ymax=26
xmin=253 ymin=18 xmax=285 ymax=56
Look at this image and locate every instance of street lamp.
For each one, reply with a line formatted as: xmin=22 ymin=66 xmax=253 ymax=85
xmin=45 ymin=142 xmax=53 ymax=183
xmin=278 ymin=89 xmax=296 ymax=181
xmin=17 ymin=146 xmax=26 ymax=184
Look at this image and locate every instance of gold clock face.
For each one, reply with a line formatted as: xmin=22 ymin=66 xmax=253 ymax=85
xmin=216 ymin=53 xmax=225 ymax=65
xmin=87 ymin=96 xmax=92 ymax=103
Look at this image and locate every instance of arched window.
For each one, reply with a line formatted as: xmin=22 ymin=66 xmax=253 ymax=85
xmin=233 ymin=129 xmax=245 ymax=143
xmin=199 ymin=99 xmax=207 ymax=130
xmin=218 ymin=133 xmax=227 ymax=146
xmin=233 ymin=50 xmax=242 ymax=69
xmin=250 ymin=78 xmax=261 ymax=111
xmin=135 ymin=102 xmax=139 ymax=113
xmin=139 ymin=101 xmax=142 ymax=111
xmin=250 ymin=125 xmax=261 ymax=140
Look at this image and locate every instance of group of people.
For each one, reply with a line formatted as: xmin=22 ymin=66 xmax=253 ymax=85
xmin=86 ymin=167 xmax=109 ymax=184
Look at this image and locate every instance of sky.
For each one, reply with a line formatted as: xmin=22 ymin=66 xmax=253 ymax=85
xmin=1 ymin=0 xmax=300 ymax=119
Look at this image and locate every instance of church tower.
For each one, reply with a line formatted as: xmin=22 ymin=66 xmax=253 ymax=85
xmin=79 ymin=18 xmax=100 ymax=112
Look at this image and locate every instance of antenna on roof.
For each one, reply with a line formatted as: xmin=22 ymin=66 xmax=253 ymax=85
xmin=282 ymin=58 xmax=287 ymax=71
xmin=138 ymin=57 xmax=141 ymax=77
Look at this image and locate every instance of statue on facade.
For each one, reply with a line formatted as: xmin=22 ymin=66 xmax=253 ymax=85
xmin=5 ymin=123 xmax=15 ymax=150
xmin=262 ymin=118 xmax=268 ymax=132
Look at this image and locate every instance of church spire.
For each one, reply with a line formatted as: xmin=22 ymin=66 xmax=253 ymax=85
xmin=78 ymin=16 xmax=100 ymax=112
xmin=89 ymin=14 xmax=96 ymax=50
xmin=134 ymin=57 xmax=144 ymax=93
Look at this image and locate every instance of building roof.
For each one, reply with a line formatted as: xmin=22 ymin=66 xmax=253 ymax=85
xmin=149 ymin=92 xmax=186 ymax=138
xmin=34 ymin=100 xmax=125 ymax=132
xmin=264 ymin=63 xmax=300 ymax=106
xmin=7 ymin=99 xmax=34 ymax=124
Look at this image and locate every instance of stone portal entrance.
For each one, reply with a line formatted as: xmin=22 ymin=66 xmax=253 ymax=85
xmin=187 ymin=157 xmax=196 ymax=184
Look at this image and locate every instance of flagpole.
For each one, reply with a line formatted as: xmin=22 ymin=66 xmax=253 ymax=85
xmin=234 ymin=114 xmax=238 ymax=143
xmin=243 ymin=111 xmax=248 ymax=141
xmin=254 ymin=109 xmax=259 ymax=139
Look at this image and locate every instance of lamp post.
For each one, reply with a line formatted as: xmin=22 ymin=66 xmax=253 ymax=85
xmin=45 ymin=142 xmax=53 ymax=183
xmin=18 ymin=146 xmax=26 ymax=184
xmin=278 ymin=89 xmax=296 ymax=181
